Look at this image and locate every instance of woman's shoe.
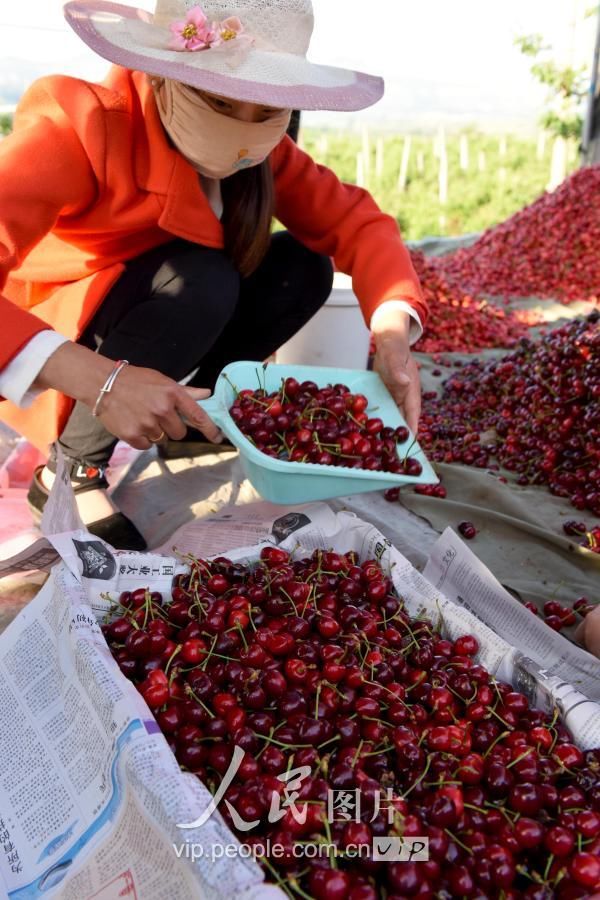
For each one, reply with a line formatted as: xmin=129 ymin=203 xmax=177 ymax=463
xmin=27 ymin=466 xmax=147 ymax=551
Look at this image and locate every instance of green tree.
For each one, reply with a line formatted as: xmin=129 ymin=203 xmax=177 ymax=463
xmin=515 ymin=33 xmax=589 ymax=140
xmin=0 ymin=114 xmax=12 ymax=136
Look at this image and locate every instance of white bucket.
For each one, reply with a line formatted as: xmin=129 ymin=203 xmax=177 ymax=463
xmin=275 ymin=272 xmax=371 ymax=369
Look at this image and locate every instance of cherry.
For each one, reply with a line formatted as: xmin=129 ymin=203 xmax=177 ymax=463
xmin=454 ymin=634 xmax=480 ymax=657
xmin=569 ymin=852 xmax=600 ymax=888
xmin=142 ymin=682 xmax=169 ymax=709
xmin=576 ymin=809 xmax=600 ymax=838
xmin=545 ymin=825 xmax=576 ymax=857
xmin=180 ymin=638 xmax=206 ymax=665
xmin=265 ymin=632 xmax=295 ymax=657
xmin=458 ymin=521 xmax=477 ymax=539
xmin=309 ymin=866 xmax=351 ymax=900
xmin=544 ymin=600 xmax=563 ymax=618
xmin=447 ymin=865 xmax=475 ymax=896
xmin=554 ymin=744 xmax=584 ymax=770
xmin=515 ymin=817 xmax=545 ymax=849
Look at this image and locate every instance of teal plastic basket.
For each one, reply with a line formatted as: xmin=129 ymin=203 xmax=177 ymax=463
xmin=199 ymin=362 xmax=438 ymax=504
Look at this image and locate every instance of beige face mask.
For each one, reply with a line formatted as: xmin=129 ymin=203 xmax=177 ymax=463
xmin=153 ymin=78 xmax=291 ymax=179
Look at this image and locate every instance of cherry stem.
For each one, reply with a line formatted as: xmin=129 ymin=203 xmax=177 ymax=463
xmin=199 ymin=634 xmax=218 ymax=671
xmin=444 ymin=827 xmax=474 ymax=856
xmin=185 ymin=686 xmax=216 ymax=719
xmin=235 ymin=621 xmax=248 ymax=652
xmin=261 ymin=859 xmax=294 ymax=899
xmin=403 ymin=753 xmax=432 ymax=799
xmin=320 ymin=814 xmax=338 ymax=869
xmin=164 ymin=643 xmax=181 ymax=675
xmin=255 ymin=733 xmax=312 ymax=751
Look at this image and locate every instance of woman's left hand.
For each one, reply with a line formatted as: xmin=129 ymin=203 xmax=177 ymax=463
xmin=575 ymin=606 xmax=600 ymax=659
xmin=372 ymin=307 xmax=421 ymax=435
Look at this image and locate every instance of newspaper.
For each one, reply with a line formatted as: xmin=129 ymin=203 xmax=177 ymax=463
xmin=1 ymin=474 xmax=600 ymax=898
xmin=0 ymin=562 xmax=281 ymax=900
xmin=0 ymin=539 xmax=59 ymax=578
xmin=424 ymin=527 xmax=600 ymax=742
xmin=155 ymin=501 xmax=339 ymax=559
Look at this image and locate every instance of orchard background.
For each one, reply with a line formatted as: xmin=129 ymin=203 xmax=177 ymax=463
xmin=299 ymin=128 xmax=579 ymax=241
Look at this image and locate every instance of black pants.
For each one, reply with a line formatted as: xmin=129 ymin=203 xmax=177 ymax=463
xmin=52 ymin=232 xmax=333 ymax=470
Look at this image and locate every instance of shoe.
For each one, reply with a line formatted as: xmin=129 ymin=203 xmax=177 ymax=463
xmin=27 ymin=466 xmax=147 ymax=551
xmin=157 ymin=428 xmax=236 ymax=461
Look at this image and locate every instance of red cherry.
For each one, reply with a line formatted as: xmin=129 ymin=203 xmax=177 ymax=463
xmin=309 ymin=867 xmax=350 ymax=900
xmin=142 ymin=682 xmax=169 ymax=710
xmin=515 ymin=817 xmax=545 ymax=849
xmin=545 ymin=825 xmax=575 ymax=857
xmin=458 ymin=521 xmax=477 ymax=539
xmin=453 ymin=634 xmax=479 ymax=657
xmin=180 ymin=638 xmax=206 ymax=665
xmin=569 ymin=852 xmax=600 ymax=888
xmin=576 ymin=810 xmax=600 ymax=838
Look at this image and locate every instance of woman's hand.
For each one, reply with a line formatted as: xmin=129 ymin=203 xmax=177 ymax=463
xmin=35 ymin=342 xmax=221 ymax=449
xmin=575 ymin=606 xmax=600 ymax=660
xmin=371 ymin=306 xmax=421 ymax=435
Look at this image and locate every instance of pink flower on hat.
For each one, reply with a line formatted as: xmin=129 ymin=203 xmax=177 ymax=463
xmin=211 ymin=16 xmax=245 ymax=46
xmin=169 ymin=5 xmax=215 ymax=51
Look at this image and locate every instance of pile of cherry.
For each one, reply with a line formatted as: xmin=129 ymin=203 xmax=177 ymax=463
xmin=418 ymin=313 xmax=600 ymax=519
xmin=436 ymin=165 xmax=600 ymax=307
xmin=525 ymin=596 xmax=597 ymax=632
xmin=410 ymin=250 xmax=536 ymax=355
xmin=563 ymin=519 xmax=600 ymax=557
xmin=103 ymin=548 xmax=600 ymax=899
xmin=229 ymin=377 xmax=423 ymax=476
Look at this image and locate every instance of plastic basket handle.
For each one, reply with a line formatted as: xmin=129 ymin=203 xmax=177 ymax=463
xmin=197 ymin=395 xmax=227 ymax=429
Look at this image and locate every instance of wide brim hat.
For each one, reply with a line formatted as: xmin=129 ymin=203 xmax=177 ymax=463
xmin=64 ymin=0 xmax=385 ymax=111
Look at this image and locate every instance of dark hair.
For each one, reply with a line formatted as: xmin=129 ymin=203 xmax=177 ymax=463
xmin=221 ymin=161 xmax=275 ymax=278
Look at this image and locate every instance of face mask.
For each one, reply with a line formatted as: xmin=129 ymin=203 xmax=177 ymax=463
xmin=153 ymin=78 xmax=291 ymax=179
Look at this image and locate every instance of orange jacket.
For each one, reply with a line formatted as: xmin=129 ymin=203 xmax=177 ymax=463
xmin=0 ymin=66 xmax=427 ymax=452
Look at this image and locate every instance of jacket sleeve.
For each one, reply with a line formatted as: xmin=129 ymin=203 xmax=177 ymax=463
xmin=271 ymin=136 xmax=428 ymax=328
xmin=0 ymin=77 xmax=98 ymax=371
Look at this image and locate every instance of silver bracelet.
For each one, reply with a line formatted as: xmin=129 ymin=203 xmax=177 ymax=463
xmin=92 ymin=360 xmax=130 ymax=418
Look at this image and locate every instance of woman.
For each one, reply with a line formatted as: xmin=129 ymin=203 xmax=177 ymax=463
xmin=0 ymin=0 xmax=428 ymax=550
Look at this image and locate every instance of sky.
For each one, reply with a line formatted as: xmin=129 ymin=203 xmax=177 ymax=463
xmin=0 ymin=0 xmax=596 ymax=129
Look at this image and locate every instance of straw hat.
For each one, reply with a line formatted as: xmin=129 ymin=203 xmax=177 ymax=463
xmin=64 ymin=0 xmax=385 ymax=111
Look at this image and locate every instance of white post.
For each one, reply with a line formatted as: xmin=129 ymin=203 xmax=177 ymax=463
xmin=356 ymin=152 xmax=366 ymax=187
xmin=361 ymin=127 xmax=371 ymax=183
xmin=416 ymin=150 xmax=425 ymax=174
xmin=398 ymin=135 xmax=412 ymax=192
xmin=438 ymin=132 xmax=448 ymax=206
xmin=317 ymin=134 xmax=329 ymax=161
xmin=537 ymin=131 xmax=546 ymax=160
xmin=375 ymin=137 xmax=385 ymax=181
xmin=459 ymin=135 xmax=469 ymax=171
xmin=547 ymin=136 xmax=567 ymax=191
